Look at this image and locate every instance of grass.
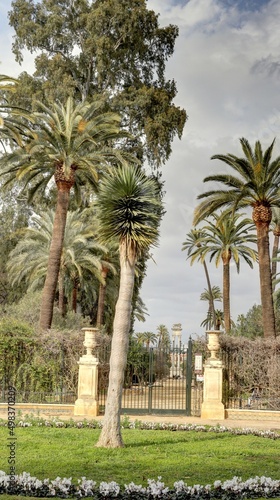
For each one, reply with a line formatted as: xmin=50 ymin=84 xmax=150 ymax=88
xmin=0 ymin=426 xmax=279 ymax=489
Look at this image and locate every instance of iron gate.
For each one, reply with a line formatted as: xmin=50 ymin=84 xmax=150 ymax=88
xmin=98 ymin=338 xmax=203 ymax=416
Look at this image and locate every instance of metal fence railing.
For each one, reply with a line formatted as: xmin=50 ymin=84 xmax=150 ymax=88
xmin=0 ymin=391 xmax=76 ymax=405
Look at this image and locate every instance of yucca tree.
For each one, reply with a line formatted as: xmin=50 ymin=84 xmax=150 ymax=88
xmin=95 ymin=163 xmax=163 ymax=448
xmin=7 ymin=209 xmax=106 ymax=314
xmin=193 ymin=211 xmax=257 ymax=333
xmin=182 ymin=228 xmax=217 ymax=328
xmin=0 ymin=97 xmax=126 ymax=329
xmin=194 ymin=138 xmax=280 ymax=337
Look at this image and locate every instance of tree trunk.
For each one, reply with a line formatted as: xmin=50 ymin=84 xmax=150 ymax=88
xmin=202 ymin=260 xmax=216 ymax=329
xmin=39 ymin=186 xmax=70 ymax=330
xmin=96 ymin=266 xmax=108 ymax=328
xmin=72 ymin=279 xmax=78 ymax=313
xmin=96 ymin=241 xmax=136 ymax=448
xmin=256 ymin=221 xmax=276 ymax=337
xmin=58 ymin=269 xmax=66 ymax=317
xmin=271 ymin=231 xmax=280 ymax=292
xmin=222 ymin=256 xmax=231 ymax=334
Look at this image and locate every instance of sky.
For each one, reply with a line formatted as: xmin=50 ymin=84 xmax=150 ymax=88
xmin=1 ymin=0 xmax=280 ymax=342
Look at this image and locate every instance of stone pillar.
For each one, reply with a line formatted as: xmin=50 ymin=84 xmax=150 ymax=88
xmin=201 ymin=330 xmax=225 ymax=420
xmin=170 ymin=323 xmax=182 ymax=378
xmin=74 ymin=327 xmax=100 ymax=417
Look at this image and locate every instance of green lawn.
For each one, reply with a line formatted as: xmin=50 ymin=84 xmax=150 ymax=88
xmin=0 ymin=426 xmax=279 ymax=489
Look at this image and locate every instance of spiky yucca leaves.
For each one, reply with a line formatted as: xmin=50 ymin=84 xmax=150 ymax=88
xmin=194 ymin=138 xmax=280 ymax=337
xmin=96 ymin=163 xmax=163 ymax=448
xmin=96 ymin=164 xmax=162 ymax=254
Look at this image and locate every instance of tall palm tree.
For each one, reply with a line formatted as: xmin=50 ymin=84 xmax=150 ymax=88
xmin=182 ymin=228 xmax=217 ymax=328
xmin=95 ymin=163 xmax=163 ymax=448
xmin=270 ymin=207 xmax=280 ymax=292
xmin=157 ymin=324 xmax=170 ymax=349
xmin=96 ymin=247 xmax=118 ymax=329
xmin=200 ymin=285 xmax=222 ymax=330
xmin=0 ymin=97 xmax=126 ymax=329
xmin=200 ymin=309 xmax=225 ymax=330
xmin=139 ymin=331 xmax=157 ymax=349
xmin=7 ymin=209 xmax=106 ymax=314
xmin=193 ymin=211 xmax=257 ymax=333
xmin=194 ymin=138 xmax=280 ymax=337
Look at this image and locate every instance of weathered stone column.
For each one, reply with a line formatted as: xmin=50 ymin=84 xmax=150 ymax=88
xmin=74 ymin=327 xmax=100 ymax=417
xmin=201 ymin=330 xmax=225 ymax=420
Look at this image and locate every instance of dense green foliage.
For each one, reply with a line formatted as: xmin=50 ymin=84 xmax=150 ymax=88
xmin=8 ymin=0 xmax=186 ymax=168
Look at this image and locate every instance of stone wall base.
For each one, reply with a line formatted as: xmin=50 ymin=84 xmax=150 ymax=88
xmin=0 ymin=403 xmax=74 ymax=420
xmin=225 ymin=409 xmax=280 ymax=421
xmin=201 ymin=401 xmax=225 ymax=420
xmin=74 ymin=399 xmax=99 ymax=417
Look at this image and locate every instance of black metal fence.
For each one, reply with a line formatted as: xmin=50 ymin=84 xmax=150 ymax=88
xmin=0 ymin=337 xmax=203 ymax=416
xmin=98 ymin=338 xmax=203 ymax=416
xmin=0 ymin=390 xmax=76 ymax=404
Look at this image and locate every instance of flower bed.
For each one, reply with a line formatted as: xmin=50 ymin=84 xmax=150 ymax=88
xmin=0 ymin=470 xmax=280 ymax=498
xmin=3 ymin=416 xmax=279 ymax=441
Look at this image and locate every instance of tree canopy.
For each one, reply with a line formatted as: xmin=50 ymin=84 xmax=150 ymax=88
xmin=9 ymin=0 xmax=187 ymax=168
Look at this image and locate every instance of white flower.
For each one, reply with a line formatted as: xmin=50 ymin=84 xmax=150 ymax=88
xmin=147 ymin=477 xmax=169 ymax=498
xmin=125 ymin=481 xmax=146 ymax=494
xmin=99 ymin=481 xmax=120 ymax=497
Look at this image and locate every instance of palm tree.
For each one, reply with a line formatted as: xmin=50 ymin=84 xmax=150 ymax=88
xmin=0 ymin=97 xmax=126 ymax=329
xmin=182 ymin=228 xmax=217 ymax=328
xmin=157 ymin=324 xmax=170 ymax=349
xmin=200 ymin=285 xmax=222 ymax=330
xmin=193 ymin=211 xmax=257 ymax=333
xmin=95 ymin=163 xmax=163 ymax=448
xmin=139 ymin=331 xmax=157 ymax=349
xmin=271 ymin=207 xmax=280 ymax=292
xmin=194 ymin=138 xmax=280 ymax=337
xmin=7 ymin=209 xmax=106 ymax=315
xmin=96 ymin=247 xmax=118 ymax=329
xmin=201 ymin=309 xmax=225 ymax=330
xmin=0 ymin=75 xmax=32 ymax=149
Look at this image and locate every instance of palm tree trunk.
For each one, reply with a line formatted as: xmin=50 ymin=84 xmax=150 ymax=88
xmin=58 ymin=269 xmax=66 ymax=317
xmin=39 ymin=187 xmax=70 ymax=330
xmin=202 ymin=260 xmax=216 ymax=329
xmin=72 ymin=278 xmax=78 ymax=313
xmin=222 ymin=257 xmax=230 ymax=334
xmin=271 ymin=232 xmax=280 ymax=292
xmin=256 ymin=222 xmax=276 ymax=337
xmin=96 ymin=267 xmax=108 ymax=328
xmin=96 ymin=241 xmax=136 ymax=448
